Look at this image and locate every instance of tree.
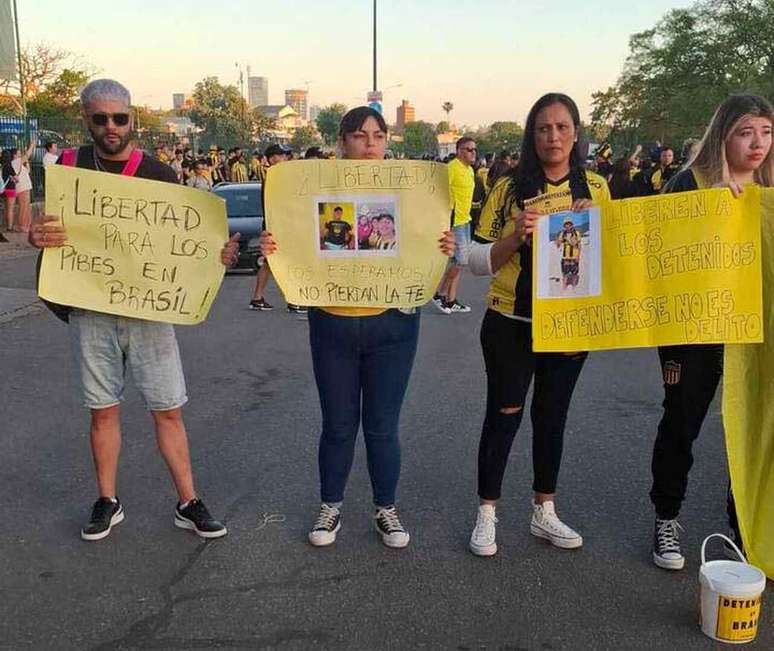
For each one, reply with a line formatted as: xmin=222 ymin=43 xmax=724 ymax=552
xmin=402 ymin=121 xmax=437 ymax=158
xmin=435 ymin=120 xmax=450 ymax=134
xmin=0 ymin=44 xmax=92 ymax=115
xmin=590 ymin=0 xmax=774 ymax=149
xmin=189 ymin=76 xmax=252 ymax=144
xmin=482 ymin=121 xmax=523 ymax=154
xmin=441 ymin=101 xmax=454 ymax=122
xmin=316 ymin=103 xmax=348 ymax=145
xmin=290 ymin=125 xmax=322 ymax=153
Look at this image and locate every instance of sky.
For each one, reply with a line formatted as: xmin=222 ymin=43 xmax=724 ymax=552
xmin=18 ymin=0 xmax=693 ymax=128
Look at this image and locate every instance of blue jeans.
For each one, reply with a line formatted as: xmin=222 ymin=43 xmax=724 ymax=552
xmin=308 ymin=308 xmax=420 ymax=507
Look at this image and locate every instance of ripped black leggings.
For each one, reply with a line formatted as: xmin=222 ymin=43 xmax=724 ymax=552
xmin=477 ymin=309 xmax=587 ymax=500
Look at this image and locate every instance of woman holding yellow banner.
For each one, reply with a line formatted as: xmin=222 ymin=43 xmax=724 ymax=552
xmin=649 ymin=94 xmax=773 ymax=571
xmin=260 ymin=107 xmax=454 ymax=550
xmin=467 ymin=93 xmax=610 ymax=556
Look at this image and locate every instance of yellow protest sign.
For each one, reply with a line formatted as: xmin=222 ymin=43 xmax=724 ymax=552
xmin=265 ymin=160 xmax=450 ymax=307
xmin=38 ymin=165 xmax=228 ymax=325
xmin=533 ymin=187 xmax=764 ymax=351
xmin=723 ymin=187 xmax=774 ymax=579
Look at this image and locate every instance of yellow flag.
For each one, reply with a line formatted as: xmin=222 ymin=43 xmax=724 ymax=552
xmin=533 ymin=188 xmax=763 ymax=351
xmin=723 ymin=187 xmax=774 ymax=578
xmin=265 ymin=160 xmax=450 ymax=308
xmin=39 ymin=165 xmax=228 ymax=325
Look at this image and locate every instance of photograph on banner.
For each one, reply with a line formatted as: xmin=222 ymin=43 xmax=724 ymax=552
xmin=317 ymin=200 xmax=355 ymax=253
xmin=536 ymin=208 xmax=601 ymax=298
xmin=265 ymin=159 xmax=449 ymax=308
xmin=38 ymin=165 xmax=228 ymax=325
xmin=532 ymin=187 xmax=764 ymax=352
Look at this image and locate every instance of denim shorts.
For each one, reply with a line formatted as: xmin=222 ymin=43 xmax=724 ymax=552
xmin=69 ymin=310 xmax=188 ymax=411
xmin=452 ymin=222 xmax=471 ymax=266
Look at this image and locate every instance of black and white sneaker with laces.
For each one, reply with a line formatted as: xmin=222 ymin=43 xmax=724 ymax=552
xmin=81 ymin=497 xmax=124 ymax=541
xmin=653 ymin=518 xmax=685 ymax=570
xmin=308 ymin=503 xmax=341 ymax=546
xmin=174 ymin=498 xmax=227 ymax=539
xmin=374 ymin=506 xmax=410 ymax=548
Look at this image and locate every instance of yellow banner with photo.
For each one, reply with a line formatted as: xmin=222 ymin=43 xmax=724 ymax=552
xmin=264 ymin=160 xmax=450 ymax=308
xmin=38 ymin=165 xmax=228 ymax=325
xmin=532 ymin=187 xmax=764 ymax=352
xmin=723 ymin=187 xmax=774 ymax=579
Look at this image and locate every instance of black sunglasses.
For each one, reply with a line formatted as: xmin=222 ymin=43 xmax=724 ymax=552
xmin=461 ymin=147 xmax=477 ymax=153
xmin=90 ymin=112 xmax=130 ymax=127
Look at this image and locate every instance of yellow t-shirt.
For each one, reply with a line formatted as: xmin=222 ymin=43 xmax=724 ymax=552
xmin=475 ymin=171 xmax=610 ymax=318
xmin=448 ymin=158 xmax=475 ymax=227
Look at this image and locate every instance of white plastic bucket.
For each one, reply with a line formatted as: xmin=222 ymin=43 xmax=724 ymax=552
xmin=699 ymin=533 xmax=766 ymax=644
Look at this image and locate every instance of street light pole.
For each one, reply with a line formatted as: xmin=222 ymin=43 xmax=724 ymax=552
xmin=372 ymin=0 xmax=377 ymax=92
xmin=12 ymin=0 xmax=26 ymax=119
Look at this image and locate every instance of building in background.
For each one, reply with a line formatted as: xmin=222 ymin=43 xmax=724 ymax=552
xmin=172 ymin=93 xmax=193 ymax=110
xmin=257 ymin=104 xmax=303 ymax=144
xmin=395 ymin=99 xmax=415 ymax=133
xmin=248 ymin=76 xmax=269 ymax=108
xmin=284 ymin=89 xmax=309 ymax=122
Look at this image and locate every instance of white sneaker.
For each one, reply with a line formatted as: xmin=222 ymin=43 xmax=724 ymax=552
xmin=530 ymin=500 xmax=583 ymax=549
xmin=469 ymin=504 xmax=498 ymax=556
xmin=374 ymin=506 xmax=410 ymax=548
xmin=308 ymin=503 xmax=341 ymax=547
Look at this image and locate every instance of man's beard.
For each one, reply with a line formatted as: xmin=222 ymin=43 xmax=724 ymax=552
xmin=89 ymin=127 xmax=132 ymax=156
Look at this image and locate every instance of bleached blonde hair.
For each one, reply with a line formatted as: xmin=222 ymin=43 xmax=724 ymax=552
xmin=687 ymin=94 xmax=773 ymax=188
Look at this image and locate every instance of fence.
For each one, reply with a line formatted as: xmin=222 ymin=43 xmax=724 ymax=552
xmin=0 ymin=114 xmax=258 ymax=198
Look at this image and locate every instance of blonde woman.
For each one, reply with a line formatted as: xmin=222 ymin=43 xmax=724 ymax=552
xmin=650 ymin=94 xmax=773 ymax=571
xmin=11 ymin=137 xmax=36 ymax=232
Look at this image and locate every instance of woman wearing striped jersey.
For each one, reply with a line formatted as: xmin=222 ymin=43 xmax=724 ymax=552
xmin=466 ymin=93 xmax=610 ymax=556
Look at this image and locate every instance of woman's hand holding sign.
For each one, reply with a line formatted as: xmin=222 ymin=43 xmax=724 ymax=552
xmin=221 ymin=233 xmax=241 ymax=267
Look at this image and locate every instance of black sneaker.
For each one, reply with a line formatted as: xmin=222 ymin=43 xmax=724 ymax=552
xmin=653 ymin=518 xmax=684 ymax=570
xmin=446 ymin=299 xmax=471 ymax=313
xmin=81 ymin=497 xmax=124 ymax=541
xmin=174 ymin=498 xmax=227 ymax=539
xmin=0 ymin=232 xmax=8 ymax=243
xmin=249 ymin=298 xmax=274 ymax=311
xmin=287 ymin=303 xmax=308 ymax=314
xmin=308 ymin=503 xmax=341 ymax=547
xmin=374 ymin=506 xmax=410 ymax=548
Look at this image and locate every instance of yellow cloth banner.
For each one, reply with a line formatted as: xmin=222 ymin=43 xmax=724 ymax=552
xmin=39 ymin=165 xmax=228 ymax=325
xmin=533 ymin=187 xmax=764 ymax=352
xmin=723 ymin=187 xmax=774 ymax=579
xmin=265 ymin=160 xmax=450 ymax=308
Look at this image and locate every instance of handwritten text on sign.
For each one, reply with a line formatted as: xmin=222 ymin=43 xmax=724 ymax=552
xmin=265 ymin=160 xmax=450 ymax=308
xmin=38 ymin=165 xmax=228 ymax=325
xmin=532 ymin=187 xmax=764 ymax=351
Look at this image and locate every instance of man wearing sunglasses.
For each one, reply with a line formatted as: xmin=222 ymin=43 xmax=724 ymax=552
xmin=432 ymin=137 xmax=477 ymax=314
xmin=29 ymin=79 xmax=240 ymax=543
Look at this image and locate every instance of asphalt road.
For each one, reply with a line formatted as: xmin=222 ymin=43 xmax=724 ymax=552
xmin=1 ymin=250 xmax=771 ymax=650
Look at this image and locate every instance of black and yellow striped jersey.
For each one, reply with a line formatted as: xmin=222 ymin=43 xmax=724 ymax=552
xmin=475 ymin=171 xmax=610 ymax=319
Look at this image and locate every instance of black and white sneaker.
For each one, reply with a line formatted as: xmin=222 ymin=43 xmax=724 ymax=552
xmin=374 ymin=506 xmax=410 ymax=548
xmin=287 ymin=303 xmax=308 ymax=315
xmin=174 ymin=498 xmax=227 ymax=539
xmin=308 ymin=503 xmax=341 ymax=547
xmin=249 ymin=298 xmax=274 ymax=311
xmin=81 ymin=497 xmax=124 ymax=541
xmin=447 ymin=300 xmax=471 ymax=314
xmin=653 ymin=518 xmax=685 ymax=570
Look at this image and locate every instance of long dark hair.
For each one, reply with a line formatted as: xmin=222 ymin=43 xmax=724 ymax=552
xmin=504 ymin=93 xmax=590 ymax=212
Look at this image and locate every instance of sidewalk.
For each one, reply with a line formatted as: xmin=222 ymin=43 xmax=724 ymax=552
xmin=0 ymin=230 xmax=41 ymax=322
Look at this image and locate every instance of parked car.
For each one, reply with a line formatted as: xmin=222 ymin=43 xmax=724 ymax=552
xmin=212 ymin=181 xmax=264 ymax=271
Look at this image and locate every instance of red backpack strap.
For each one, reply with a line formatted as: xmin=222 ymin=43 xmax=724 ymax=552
xmin=122 ymin=149 xmax=143 ymax=176
xmin=61 ymin=148 xmax=78 ymax=166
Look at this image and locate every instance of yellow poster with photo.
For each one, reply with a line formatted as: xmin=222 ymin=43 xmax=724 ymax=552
xmin=38 ymin=165 xmax=228 ymax=325
xmin=264 ymin=160 xmax=450 ymax=307
xmin=532 ymin=187 xmax=764 ymax=352
xmin=723 ymin=187 xmax=774 ymax=579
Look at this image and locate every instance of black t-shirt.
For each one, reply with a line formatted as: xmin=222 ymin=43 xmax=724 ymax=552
xmin=39 ymin=146 xmax=178 ymax=321
xmin=324 ymin=220 xmax=351 ymax=246
xmin=65 ymin=146 xmax=178 ymax=183
xmin=663 ymin=168 xmax=699 ymax=194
